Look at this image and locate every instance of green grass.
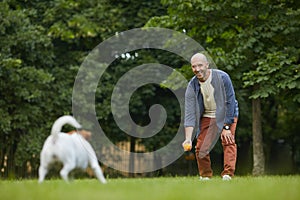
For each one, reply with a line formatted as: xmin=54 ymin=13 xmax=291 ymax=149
xmin=1 ymin=176 xmax=300 ymax=200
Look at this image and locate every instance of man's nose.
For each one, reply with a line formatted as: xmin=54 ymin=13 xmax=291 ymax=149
xmin=195 ymin=66 xmax=201 ymax=71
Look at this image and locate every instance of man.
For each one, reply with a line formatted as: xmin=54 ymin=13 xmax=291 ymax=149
xmin=182 ymin=53 xmax=239 ymax=180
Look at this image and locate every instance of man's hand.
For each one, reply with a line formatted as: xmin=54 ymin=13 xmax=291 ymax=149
xmin=183 ymin=127 xmax=193 ymax=151
xmin=182 ymin=139 xmax=192 ymax=151
xmin=221 ymin=129 xmax=234 ymax=144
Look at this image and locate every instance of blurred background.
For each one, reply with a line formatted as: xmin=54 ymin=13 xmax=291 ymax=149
xmin=0 ymin=0 xmax=299 ymax=179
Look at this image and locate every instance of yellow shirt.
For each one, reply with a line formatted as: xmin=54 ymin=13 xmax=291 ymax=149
xmin=199 ymin=71 xmax=216 ymax=118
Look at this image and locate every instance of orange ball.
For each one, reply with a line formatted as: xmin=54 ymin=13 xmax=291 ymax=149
xmin=184 ymin=143 xmax=192 ymax=151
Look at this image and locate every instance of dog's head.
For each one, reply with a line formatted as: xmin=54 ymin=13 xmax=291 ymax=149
xmin=67 ymin=129 xmax=92 ymax=140
xmin=78 ymin=130 xmax=92 ymax=140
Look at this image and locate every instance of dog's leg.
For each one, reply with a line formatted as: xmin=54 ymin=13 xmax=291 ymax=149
xmin=38 ymin=165 xmax=48 ymax=183
xmin=60 ymin=163 xmax=75 ymax=182
xmin=89 ymin=160 xmax=107 ymax=184
xmin=92 ymin=166 xmax=107 ymax=184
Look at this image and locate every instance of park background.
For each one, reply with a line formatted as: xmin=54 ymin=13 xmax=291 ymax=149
xmin=0 ymin=0 xmax=299 ymax=179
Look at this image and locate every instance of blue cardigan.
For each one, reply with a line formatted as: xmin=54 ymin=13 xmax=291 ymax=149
xmin=184 ymin=69 xmax=239 ymax=139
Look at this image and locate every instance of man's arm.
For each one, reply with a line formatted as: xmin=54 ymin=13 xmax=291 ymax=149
xmin=183 ymin=80 xmax=197 ymax=150
xmin=222 ymin=72 xmax=236 ymax=125
xmin=182 ymin=127 xmax=194 ymax=150
xmin=221 ymin=72 xmax=237 ymax=144
xmin=184 ymin=127 xmax=194 ymax=142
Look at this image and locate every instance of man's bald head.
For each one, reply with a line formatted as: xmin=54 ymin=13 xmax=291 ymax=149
xmin=191 ymin=53 xmax=209 ymax=64
xmin=190 ymin=53 xmax=210 ymax=82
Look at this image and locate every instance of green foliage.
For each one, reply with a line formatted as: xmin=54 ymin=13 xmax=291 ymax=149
xmin=96 ymin=49 xmax=183 ymax=149
xmin=243 ymin=51 xmax=300 ymax=101
xmin=1 ymin=0 xmax=300 ymax=178
xmin=0 ymin=0 xmax=170 ymax=177
xmin=146 ymin=0 xmax=300 ymax=167
xmin=0 ymin=1 xmax=55 ymax=167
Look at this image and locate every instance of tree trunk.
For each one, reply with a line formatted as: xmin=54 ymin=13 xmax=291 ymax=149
xmin=129 ymin=136 xmax=136 ymax=177
xmin=252 ymin=98 xmax=265 ymax=176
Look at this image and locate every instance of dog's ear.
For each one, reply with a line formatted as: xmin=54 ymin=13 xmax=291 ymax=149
xmin=79 ymin=130 xmax=92 ymax=140
xmin=67 ymin=130 xmax=77 ymax=135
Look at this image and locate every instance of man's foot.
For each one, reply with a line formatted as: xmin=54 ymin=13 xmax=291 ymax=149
xmin=222 ymin=175 xmax=232 ymax=181
xmin=199 ymin=176 xmax=210 ymax=181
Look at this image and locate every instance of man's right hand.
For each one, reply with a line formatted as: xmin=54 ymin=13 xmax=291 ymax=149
xmin=183 ymin=126 xmax=194 ymax=151
xmin=182 ymin=139 xmax=192 ymax=151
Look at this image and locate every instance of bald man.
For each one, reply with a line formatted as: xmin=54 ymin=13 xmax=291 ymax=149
xmin=182 ymin=53 xmax=239 ymax=180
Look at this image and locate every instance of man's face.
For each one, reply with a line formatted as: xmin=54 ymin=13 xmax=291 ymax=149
xmin=191 ymin=57 xmax=209 ymax=81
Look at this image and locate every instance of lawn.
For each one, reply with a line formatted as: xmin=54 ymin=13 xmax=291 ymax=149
xmin=0 ymin=176 xmax=299 ymax=200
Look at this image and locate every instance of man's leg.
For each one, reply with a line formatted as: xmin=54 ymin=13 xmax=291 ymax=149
xmin=195 ymin=117 xmax=213 ymax=178
xmin=221 ymin=117 xmax=238 ymax=177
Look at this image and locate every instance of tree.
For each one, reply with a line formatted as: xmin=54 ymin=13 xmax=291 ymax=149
xmin=146 ymin=0 xmax=300 ymax=175
xmin=0 ymin=0 xmax=169 ymax=177
xmin=0 ymin=1 xmax=55 ymax=176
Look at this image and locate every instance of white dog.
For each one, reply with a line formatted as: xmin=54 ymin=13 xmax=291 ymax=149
xmin=38 ymin=115 xmax=107 ymax=184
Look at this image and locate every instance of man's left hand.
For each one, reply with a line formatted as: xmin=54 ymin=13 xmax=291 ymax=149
xmin=221 ymin=129 xmax=234 ymax=144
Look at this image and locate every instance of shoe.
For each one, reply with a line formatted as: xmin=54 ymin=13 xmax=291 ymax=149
xmin=222 ymin=175 xmax=232 ymax=181
xmin=199 ymin=176 xmax=210 ymax=181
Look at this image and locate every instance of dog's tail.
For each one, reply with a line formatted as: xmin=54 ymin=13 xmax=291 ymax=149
xmin=51 ymin=115 xmax=82 ymax=137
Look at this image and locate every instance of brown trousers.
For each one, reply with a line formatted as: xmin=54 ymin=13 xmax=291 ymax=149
xmin=195 ymin=117 xmax=238 ymax=177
